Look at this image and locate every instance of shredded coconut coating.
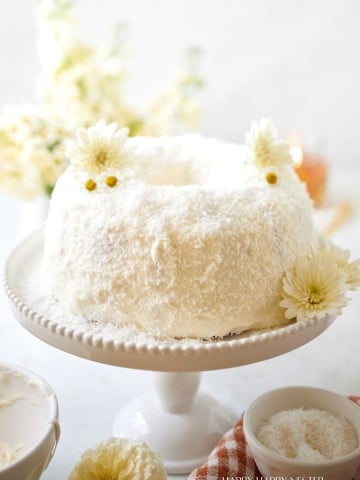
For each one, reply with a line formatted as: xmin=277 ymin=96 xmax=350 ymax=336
xmin=257 ymin=408 xmax=358 ymax=461
xmin=42 ymin=135 xmax=318 ymax=338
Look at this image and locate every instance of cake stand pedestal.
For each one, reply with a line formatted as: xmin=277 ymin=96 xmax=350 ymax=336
xmin=113 ymin=372 xmax=235 ymax=473
xmin=3 ymin=231 xmax=335 ymax=474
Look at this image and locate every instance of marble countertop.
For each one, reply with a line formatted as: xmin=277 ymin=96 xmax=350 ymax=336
xmin=0 ymin=169 xmax=360 ymax=479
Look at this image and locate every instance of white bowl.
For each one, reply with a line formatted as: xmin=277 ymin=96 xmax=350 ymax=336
xmin=0 ymin=362 xmax=60 ymax=480
xmin=243 ymin=386 xmax=360 ymax=480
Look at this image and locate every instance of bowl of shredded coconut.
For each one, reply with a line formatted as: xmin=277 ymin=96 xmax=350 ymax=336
xmin=243 ymin=386 xmax=360 ymax=480
xmin=0 ymin=363 xmax=60 ymax=480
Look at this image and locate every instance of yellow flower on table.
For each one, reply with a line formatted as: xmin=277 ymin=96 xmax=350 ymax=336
xmin=68 ymin=438 xmax=166 ymax=480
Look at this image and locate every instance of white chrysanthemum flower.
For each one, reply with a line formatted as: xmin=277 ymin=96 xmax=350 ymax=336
xmin=245 ymin=118 xmax=293 ymax=170
xmin=69 ymin=121 xmax=129 ymax=174
xmin=67 ymin=438 xmax=166 ymax=480
xmin=325 ymin=244 xmax=360 ymax=290
xmin=279 ymin=252 xmax=349 ymax=322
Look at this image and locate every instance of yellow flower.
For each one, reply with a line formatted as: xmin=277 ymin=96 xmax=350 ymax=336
xmin=245 ymin=119 xmax=293 ymax=170
xmin=279 ymin=252 xmax=349 ymax=322
xmin=68 ymin=438 xmax=166 ymax=480
xmin=69 ymin=121 xmax=129 ymax=174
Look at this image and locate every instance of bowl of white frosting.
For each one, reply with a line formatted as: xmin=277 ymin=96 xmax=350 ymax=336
xmin=0 ymin=362 xmax=60 ymax=480
xmin=243 ymin=386 xmax=360 ymax=480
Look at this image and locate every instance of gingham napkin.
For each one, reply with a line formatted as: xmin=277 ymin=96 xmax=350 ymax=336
xmin=188 ymin=396 xmax=360 ymax=480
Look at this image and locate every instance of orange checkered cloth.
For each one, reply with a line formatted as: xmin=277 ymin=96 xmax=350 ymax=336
xmin=188 ymin=396 xmax=360 ymax=480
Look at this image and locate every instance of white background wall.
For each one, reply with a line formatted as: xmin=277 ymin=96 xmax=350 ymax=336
xmin=1 ymin=0 xmax=360 ymax=166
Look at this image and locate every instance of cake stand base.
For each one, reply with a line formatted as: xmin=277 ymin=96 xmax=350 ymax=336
xmin=113 ymin=372 xmax=236 ymax=474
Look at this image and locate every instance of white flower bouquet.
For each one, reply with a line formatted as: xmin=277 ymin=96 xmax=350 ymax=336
xmin=0 ymin=0 xmax=203 ymax=200
xmin=0 ymin=106 xmax=69 ymax=199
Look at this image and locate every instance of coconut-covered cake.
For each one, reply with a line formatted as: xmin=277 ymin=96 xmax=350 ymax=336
xmin=41 ymin=119 xmax=360 ymax=339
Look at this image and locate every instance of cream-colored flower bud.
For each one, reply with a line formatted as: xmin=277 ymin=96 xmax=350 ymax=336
xmin=68 ymin=437 xmax=167 ymax=480
xmin=245 ymin=118 xmax=293 ymax=170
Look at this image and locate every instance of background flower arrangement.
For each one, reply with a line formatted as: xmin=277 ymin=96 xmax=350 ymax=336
xmin=0 ymin=0 xmax=203 ymax=201
xmin=0 ymin=106 xmax=67 ymax=199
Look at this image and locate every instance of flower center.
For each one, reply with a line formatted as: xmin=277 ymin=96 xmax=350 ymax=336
xmin=308 ymin=286 xmax=324 ymax=305
xmin=103 ymin=473 xmax=117 ymax=480
xmin=266 ymin=172 xmax=278 ymax=184
xmin=95 ymin=150 xmax=108 ymax=165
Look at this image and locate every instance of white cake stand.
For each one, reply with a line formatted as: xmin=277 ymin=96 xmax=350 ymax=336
xmin=3 ymin=231 xmax=335 ymax=474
